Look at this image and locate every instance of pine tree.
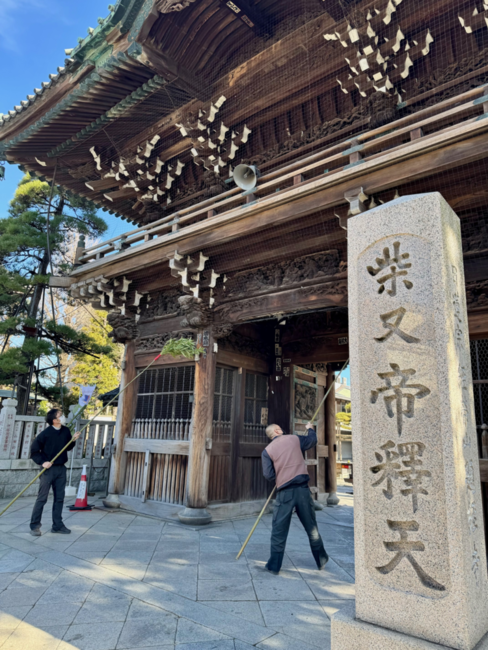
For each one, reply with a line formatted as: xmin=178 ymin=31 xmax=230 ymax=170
xmin=67 ymin=309 xmax=123 ymax=415
xmin=0 ymin=174 xmax=109 ymax=413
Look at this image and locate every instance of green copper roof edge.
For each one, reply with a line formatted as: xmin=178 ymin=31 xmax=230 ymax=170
xmin=0 ymin=0 xmax=148 ymax=144
xmin=71 ymin=0 xmax=146 ymax=63
xmin=0 ymin=46 xmax=146 ymax=160
xmin=46 ymin=72 xmax=167 ymax=158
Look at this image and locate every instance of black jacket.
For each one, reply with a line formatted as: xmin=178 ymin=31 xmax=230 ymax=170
xmin=261 ymin=428 xmax=317 ymax=490
xmin=30 ymin=425 xmax=76 ymax=466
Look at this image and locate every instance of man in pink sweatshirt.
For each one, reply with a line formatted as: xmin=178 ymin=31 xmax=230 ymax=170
xmin=261 ymin=422 xmax=328 ymax=574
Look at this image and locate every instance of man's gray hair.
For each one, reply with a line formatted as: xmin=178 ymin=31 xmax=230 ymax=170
xmin=266 ymin=424 xmax=278 ymax=440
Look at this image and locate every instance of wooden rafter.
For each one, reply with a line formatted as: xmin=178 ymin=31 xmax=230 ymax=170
xmin=127 ymin=43 xmax=212 ymax=102
xmin=318 ymin=0 xmax=348 ymax=23
xmin=218 ymin=0 xmax=271 ymax=37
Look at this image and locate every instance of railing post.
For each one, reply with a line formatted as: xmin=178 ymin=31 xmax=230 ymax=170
xmin=74 ymin=234 xmax=86 ymax=266
xmin=103 ymin=340 xmax=137 ymax=508
xmin=0 ymin=399 xmax=18 ymax=460
xmin=482 ymin=423 xmax=488 ymax=460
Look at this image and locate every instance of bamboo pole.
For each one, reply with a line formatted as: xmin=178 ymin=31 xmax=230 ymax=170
xmin=236 ymin=358 xmax=349 ymax=560
xmin=0 ymin=350 xmax=165 ymax=518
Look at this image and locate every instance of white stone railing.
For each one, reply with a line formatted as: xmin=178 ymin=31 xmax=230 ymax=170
xmin=0 ymin=399 xmax=115 ymax=461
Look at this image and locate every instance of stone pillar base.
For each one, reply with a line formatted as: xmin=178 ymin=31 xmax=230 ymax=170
xmin=178 ymin=507 xmax=212 ymax=526
xmin=332 ymin=602 xmax=488 ymax=650
xmin=102 ymin=493 xmax=121 ymax=509
xmin=327 ymin=491 xmax=340 ymax=506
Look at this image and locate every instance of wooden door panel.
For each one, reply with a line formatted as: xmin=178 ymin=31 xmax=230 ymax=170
xmin=208 ymin=455 xmax=231 ymax=503
xmin=237 ymin=457 xmax=272 ymax=502
xmin=210 ymin=366 xmax=236 ymax=504
xmin=292 ymin=366 xmax=319 ymax=492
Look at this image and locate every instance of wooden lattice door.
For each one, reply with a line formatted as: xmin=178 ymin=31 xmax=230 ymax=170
xmin=124 ymin=365 xmax=194 ymax=505
xmin=209 ymin=366 xmax=235 ymax=503
xmin=292 ymin=365 xmax=319 ymax=496
xmin=209 ymin=367 xmax=271 ymax=504
xmin=233 ymin=370 xmax=270 ymax=502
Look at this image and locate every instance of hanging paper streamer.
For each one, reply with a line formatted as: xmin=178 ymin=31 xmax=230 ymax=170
xmin=79 ymin=385 xmax=96 ymax=406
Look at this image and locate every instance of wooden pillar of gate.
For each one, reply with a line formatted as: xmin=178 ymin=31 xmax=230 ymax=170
xmin=325 ymin=364 xmax=339 ymax=505
xmin=179 ymin=329 xmax=216 ymax=525
xmin=104 ymin=340 xmax=137 ymax=507
xmin=316 ymin=377 xmax=327 ymax=496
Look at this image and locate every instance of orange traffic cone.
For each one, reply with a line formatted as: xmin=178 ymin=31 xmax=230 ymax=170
xmin=68 ymin=465 xmax=93 ymax=511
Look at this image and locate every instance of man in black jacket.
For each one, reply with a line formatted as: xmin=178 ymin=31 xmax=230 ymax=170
xmin=30 ymin=409 xmax=81 ymax=536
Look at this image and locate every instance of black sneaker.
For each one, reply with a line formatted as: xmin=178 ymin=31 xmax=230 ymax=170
xmin=51 ymin=526 xmax=71 ymax=534
xmin=313 ymin=549 xmax=329 ymax=570
xmin=30 ymin=528 xmax=41 ymax=537
xmin=265 ymin=564 xmax=280 ymax=575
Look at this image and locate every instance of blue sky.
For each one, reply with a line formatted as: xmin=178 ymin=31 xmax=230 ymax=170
xmin=0 ymin=0 xmax=129 ymax=240
xmin=337 ymin=365 xmax=350 ymax=385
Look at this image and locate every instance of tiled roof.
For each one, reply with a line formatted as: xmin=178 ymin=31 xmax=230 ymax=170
xmin=0 ymin=62 xmax=73 ymax=128
xmin=0 ymin=1 xmax=144 ymax=130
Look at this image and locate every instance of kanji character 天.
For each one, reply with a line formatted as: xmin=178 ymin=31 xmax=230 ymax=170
xmin=376 ymin=520 xmax=445 ymax=591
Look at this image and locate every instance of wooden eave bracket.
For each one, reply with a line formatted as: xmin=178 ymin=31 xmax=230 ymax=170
xmin=345 ymin=187 xmax=369 ymax=216
xmin=126 ymin=42 xmax=211 ymax=102
xmin=336 ymin=186 xmax=369 ymax=229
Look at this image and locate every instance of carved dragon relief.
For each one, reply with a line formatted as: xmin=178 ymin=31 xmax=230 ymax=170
xmin=462 ymin=216 xmax=488 ymax=254
xmin=294 ymin=384 xmax=317 ymax=421
xmin=107 ymin=312 xmax=139 ymax=344
xmin=218 ymin=331 xmax=270 ymax=361
xmin=284 ymin=311 xmax=349 ymax=341
xmin=135 ymin=330 xmax=195 ymax=353
xmin=223 ymin=250 xmax=345 ymax=300
xmin=139 ymin=289 xmax=181 ymax=321
xmin=157 ymin=0 xmax=197 ymax=13
xmin=466 ymin=280 xmax=488 ymax=310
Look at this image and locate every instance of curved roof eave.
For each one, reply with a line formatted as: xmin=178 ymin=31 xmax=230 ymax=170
xmin=0 ymin=0 xmax=151 ymax=137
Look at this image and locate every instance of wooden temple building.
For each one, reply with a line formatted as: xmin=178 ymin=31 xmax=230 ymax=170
xmin=1 ymin=0 xmax=488 ymax=527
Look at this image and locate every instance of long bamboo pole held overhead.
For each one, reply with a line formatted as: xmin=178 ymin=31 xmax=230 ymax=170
xmin=236 ymin=358 xmax=349 ymax=560
xmin=0 ymin=350 xmax=165 ymax=519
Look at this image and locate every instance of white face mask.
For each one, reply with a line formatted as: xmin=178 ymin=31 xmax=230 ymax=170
xmin=59 ymin=415 xmax=67 ymax=425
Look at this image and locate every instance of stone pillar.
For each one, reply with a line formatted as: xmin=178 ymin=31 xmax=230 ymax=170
xmin=332 ymin=193 xmax=488 ymax=650
xmin=0 ymin=399 xmax=18 ymax=460
xmin=325 ymin=366 xmax=339 ymax=505
xmin=179 ymin=329 xmax=216 ymax=525
xmin=103 ymin=341 xmax=137 ymax=509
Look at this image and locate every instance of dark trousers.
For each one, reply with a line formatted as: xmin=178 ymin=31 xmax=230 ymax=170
xmin=267 ymin=485 xmax=328 ymax=573
xmin=30 ymin=465 xmax=67 ymax=531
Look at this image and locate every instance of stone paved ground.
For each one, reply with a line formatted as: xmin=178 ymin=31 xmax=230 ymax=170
xmin=0 ymin=487 xmax=354 ymax=650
